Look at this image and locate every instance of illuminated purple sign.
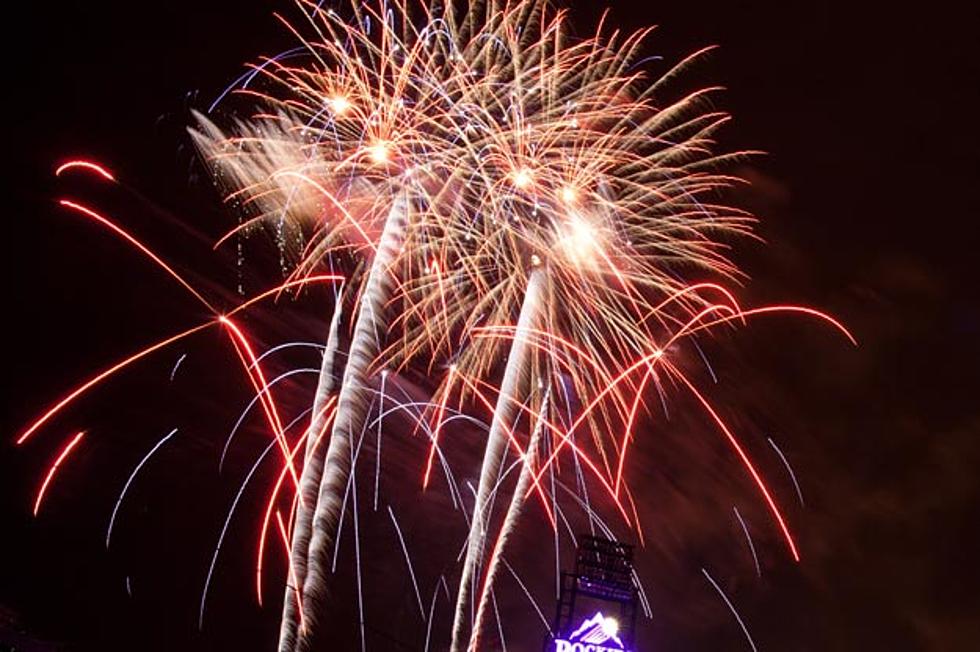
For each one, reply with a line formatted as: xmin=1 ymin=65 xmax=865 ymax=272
xmin=552 ymin=611 xmax=630 ymax=652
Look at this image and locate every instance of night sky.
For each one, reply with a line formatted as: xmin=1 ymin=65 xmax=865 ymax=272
xmin=4 ymin=1 xmax=979 ymax=650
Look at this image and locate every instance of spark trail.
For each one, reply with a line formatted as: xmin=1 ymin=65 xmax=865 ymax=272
xmin=278 ymin=286 xmax=345 ymax=649
xmin=470 ymin=385 xmax=551 ymax=651
xmin=297 ymin=198 xmax=407 ymax=652
xmin=451 ymin=268 xmax=544 ymax=652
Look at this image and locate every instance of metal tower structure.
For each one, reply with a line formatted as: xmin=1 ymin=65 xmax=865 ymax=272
xmin=547 ymin=534 xmax=639 ymax=650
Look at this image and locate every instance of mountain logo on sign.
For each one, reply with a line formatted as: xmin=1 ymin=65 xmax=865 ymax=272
xmin=552 ymin=611 xmax=627 ymax=652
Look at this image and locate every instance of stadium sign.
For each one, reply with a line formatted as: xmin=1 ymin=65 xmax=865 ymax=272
xmin=552 ymin=611 xmax=630 ymax=652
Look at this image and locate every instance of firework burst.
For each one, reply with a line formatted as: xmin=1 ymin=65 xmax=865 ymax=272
xmin=17 ymin=1 xmax=856 ymax=650
xmin=190 ymin=1 xmax=764 ymax=648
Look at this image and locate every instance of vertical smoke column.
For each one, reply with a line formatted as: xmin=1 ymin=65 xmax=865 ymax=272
xmin=294 ymin=197 xmax=408 ymax=652
xmin=277 ymin=293 xmax=345 ymax=651
xmin=451 ymin=267 xmax=545 ymax=652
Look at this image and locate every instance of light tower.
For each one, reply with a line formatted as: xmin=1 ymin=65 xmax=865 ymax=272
xmin=547 ymin=534 xmax=639 ymax=651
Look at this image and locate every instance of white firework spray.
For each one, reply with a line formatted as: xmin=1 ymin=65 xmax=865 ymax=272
xmin=451 ymin=268 xmax=545 ymax=652
xmin=277 ymin=291 xmax=345 ymax=651
xmin=296 ymin=197 xmax=408 ymax=652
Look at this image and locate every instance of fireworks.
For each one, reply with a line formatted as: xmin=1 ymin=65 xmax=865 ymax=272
xmin=187 ymin=2 xmax=788 ymax=647
xmin=17 ymin=1 xmax=856 ymax=650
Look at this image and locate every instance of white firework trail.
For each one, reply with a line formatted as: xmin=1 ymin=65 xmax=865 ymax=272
xmin=278 ymin=288 xmax=346 ymax=651
xmin=296 ymin=198 xmax=407 ymax=652
xmin=365 ymin=389 xmax=477 ymax=514
xmin=169 ymin=353 xmax=186 ymax=381
xmin=733 ymin=505 xmax=762 ymax=578
xmin=374 ymin=371 xmax=386 ymax=511
xmin=387 ymin=505 xmax=426 ymax=619
xmin=248 ymin=342 xmax=326 ymax=370
xmin=222 ymin=367 xmax=319 ymax=473
xmin=106 ymin=427 xmax=178 ymax=549
xmin=502 ymin=557 xmax=551 ymax=633
xmin=330 ymin=396 xmax=379 ymax=575
xmin=768 ymin=436 xmax=805 ymax=507
xmin=424 ymin=575 xmax=447 ymax=652
xmin=491 ymin=589 xmax=507 ymax=652
xmin=469 ymin=385 xmax=550 ymax=651
xmin=201 ymin=437 xmax=278 ymax=630
xmin=351 ymin=439 xmax=366 ymax=652
xmin=451 ymin=268 xmax=545 ymax=652
xmin=702 ymin=567 xmax=759 ymax=652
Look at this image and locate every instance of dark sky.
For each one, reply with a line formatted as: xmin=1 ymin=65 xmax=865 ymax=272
xmin=4 ymin=1 xmax=979 ymax=651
